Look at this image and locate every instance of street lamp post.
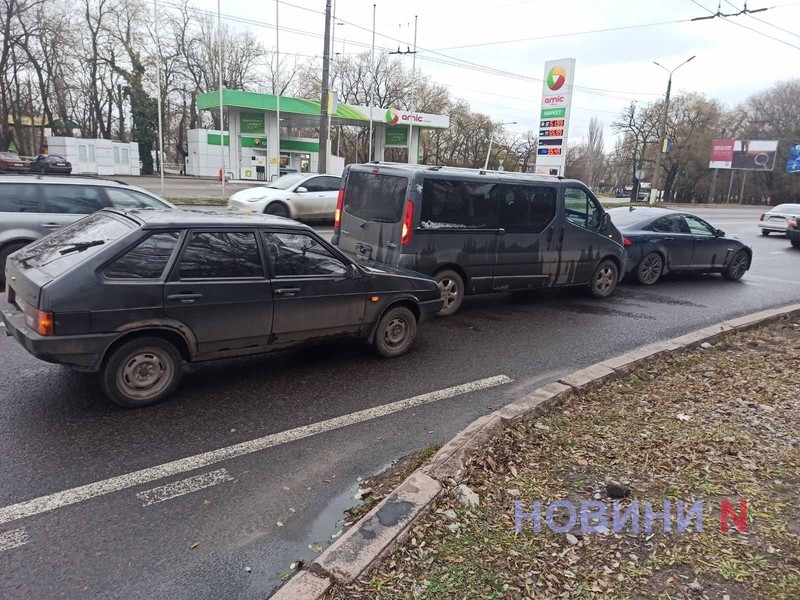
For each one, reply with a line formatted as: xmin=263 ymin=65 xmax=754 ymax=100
xmin=483 ymin=121 xmax=517 ymax=170
xmin=650 ymin=55 xmax=695 ymax=204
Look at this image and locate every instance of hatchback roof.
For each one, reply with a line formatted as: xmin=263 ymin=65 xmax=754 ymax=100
xmin=109 ymin=207 xmax=314 ymax=231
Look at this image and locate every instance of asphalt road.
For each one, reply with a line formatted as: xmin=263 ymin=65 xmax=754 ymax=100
xmin=1 ymin=207 xmax=797 ymax=600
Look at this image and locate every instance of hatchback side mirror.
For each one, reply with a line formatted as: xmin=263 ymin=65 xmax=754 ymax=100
xmin=347 ymin=263 xmax=361 ymax=279
xmin=295 ymin=186 xmax=308 ymax=193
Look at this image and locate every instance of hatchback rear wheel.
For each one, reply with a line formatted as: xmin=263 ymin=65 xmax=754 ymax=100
xmin=100 ymin=337 xmax=183 ymax=408
xmin=590 ymin=259 xmax=619 ymax=298
xmin=636 ymin=252 xmax=663 ymax=285
xmin=373 ymin=306 xmax=417 ymax=358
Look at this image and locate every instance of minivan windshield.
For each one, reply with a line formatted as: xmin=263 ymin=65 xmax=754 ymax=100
xmin=266 ymin=173 xmax=307 ymax=190
xmin=343 ymin=171 xmax=408 ymax=223
xmin=14 ymin=212 xmax=135 ymax=278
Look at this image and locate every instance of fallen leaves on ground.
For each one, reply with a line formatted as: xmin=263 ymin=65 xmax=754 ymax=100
xmin=326 ymin=320 xmax=800 ymax=599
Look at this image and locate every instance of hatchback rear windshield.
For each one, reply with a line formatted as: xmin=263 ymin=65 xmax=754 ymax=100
xmin=343 ymin=171 xmax=408 ymax=223
xmin=14 ymin=212 xmax=135 ymax=278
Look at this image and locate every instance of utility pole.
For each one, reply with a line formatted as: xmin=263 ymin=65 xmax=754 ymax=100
xmin=318 ymin=0 xmax=333 ymax=174
xmin=651 ymin=55 xmax=695 ymax=204
xmin=217 ymin=0 xmax=225 ymax=198
xmin=389 ymin=18 xmax=418 ymax=163
xmin=367 ymin=4 xmax=376 ymax=163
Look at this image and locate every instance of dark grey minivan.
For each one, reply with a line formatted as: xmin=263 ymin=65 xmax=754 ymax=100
xmin=332 ymin=163 xmax=626 ymax=315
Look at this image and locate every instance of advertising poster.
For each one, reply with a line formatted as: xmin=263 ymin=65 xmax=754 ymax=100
xmin=787 ymin=143 xmax=800 ymax=173
xmin=709 ymin=139 xmax=778 ymax=170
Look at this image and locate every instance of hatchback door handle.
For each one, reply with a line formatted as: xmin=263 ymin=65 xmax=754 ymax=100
xmin=167 ymin=293 xmax=202 ymax=303
xmin=663 ymin=237 xmax=674 ymax=241
xmin=275 ymin=287 xmax=301 ymax=296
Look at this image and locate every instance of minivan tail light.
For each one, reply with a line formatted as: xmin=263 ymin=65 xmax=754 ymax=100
xmin=623 ymin=237 xmax=632 ymax=246
xmin=24 ymin=304 xmax=54 ymax=336
xmin=334 ymin=188 xmax=344 ymax=232
xmin=401 ymin=200 xmax=414 ymax=245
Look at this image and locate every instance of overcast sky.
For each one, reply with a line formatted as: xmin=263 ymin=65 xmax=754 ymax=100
xmin=189 ymin=0 xmax=800 ymax=142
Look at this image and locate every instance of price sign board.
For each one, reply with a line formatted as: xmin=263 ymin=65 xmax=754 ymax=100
xmin=534 ymin=58 xmax=576 ymax=177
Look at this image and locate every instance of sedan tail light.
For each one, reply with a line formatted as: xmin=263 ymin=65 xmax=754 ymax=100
xmin=623 ymin=237 xmax=632 ymax=246
xmin=334 ymin=188 xmax=344 ymax=232
xmin=66 ymin=162 xmax=72 ymax=167
xmin=401 ymin=200 xmax=414 ymax=245
xmin=759 ymin=213 xmax=765 ymax=221
xmin=789 ymin=220 xmax=797 ymax=228
xmin=24 ymin=304 xmax=54 ymax=336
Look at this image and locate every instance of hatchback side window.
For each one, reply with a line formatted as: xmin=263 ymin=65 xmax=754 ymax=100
xmin=42 ymin=185 xmax=107 ymax=214
xmin=104 ymin=231 xmax=180 ymax=279
xmin=565 ymin=188 xmax=601 ymax=231
xmin=105 ymin=188 xmax=168 ymax=210
xmin=497 ymin=185 xmax=557 ymax=233
xmin=652 ymin=215 xmax=688 ymax=234
xmin=684 ymin=215 xmax=716 ymax=237
xmin=178 ymin=231 xmax=264 ymax=279
xmin=265 ymin=232 xmax=347 ymax=277
xmin=0 ymin=183 xmax=40 ymax=212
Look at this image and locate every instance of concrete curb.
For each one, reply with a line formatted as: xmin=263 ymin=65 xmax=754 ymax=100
xmin=267 ymin=303 xmax=800 ymax=599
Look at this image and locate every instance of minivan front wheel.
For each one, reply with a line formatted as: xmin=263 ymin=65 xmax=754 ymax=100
xmin=101 ymin=337 xmax=183 ymax=408
xmin=435 ymin=270 xmax=464 ymax=316
xmin=590 ymin=259 xmax=619 ymax=298
xmin=373 ymin=306 xmax=417 ymax=358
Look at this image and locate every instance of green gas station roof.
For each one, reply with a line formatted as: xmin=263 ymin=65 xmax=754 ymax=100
xmin=196 ymin=89 xmax=372 ymax=123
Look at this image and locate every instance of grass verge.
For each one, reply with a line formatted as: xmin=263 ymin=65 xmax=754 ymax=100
xmin=327 ymin=319 xmax=800 ymax=599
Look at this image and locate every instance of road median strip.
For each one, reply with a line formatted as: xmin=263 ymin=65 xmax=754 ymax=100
xmin=271 ymin=303 xmax=800 ymax=600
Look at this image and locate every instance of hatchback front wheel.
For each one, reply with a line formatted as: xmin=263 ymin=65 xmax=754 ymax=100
xmin=373 ymin=306 xmax=417 ymax=358
xmin=100 ymin=337 xmax=183 ymax=408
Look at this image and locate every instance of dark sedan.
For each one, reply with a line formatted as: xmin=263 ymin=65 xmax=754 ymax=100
xmin=787 ymin=217 xmax=800 ymax=248
xmin=608 ymin=207 xmax=752 ymax=285
xmin=0 ymin=151 xmax=30 ymax=172
xmin=3 ymin=209 xmax=442 ymax=407
xmin=31 ymin=154 xmax=72 ymax=174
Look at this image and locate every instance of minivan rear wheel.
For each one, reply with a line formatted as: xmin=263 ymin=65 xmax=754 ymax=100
xmin=590 ymin=259 xmax=619 ymax=298
xmin=373 ymin=306 xmax=417 ymax=358
xmin=435 ymin=270 xmax=464 ymax=316
xmin=101 ymin=337 xmax=183 ymax=408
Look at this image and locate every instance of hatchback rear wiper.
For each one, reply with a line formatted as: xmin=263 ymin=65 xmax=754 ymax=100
xmin=58 ymin=240 xmax=105 ymax=255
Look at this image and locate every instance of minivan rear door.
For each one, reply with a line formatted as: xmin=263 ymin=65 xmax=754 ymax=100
xmin=335 ymin=169 xmax=410 ymax=265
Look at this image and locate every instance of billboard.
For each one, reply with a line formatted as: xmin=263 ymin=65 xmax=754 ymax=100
xmin=709 ymin=139 xmax=779 ymax=170
xmin=534 ymin=58 xmax=576 ymax=177
xmin=787 ymin=143 xmax=800 ymax=173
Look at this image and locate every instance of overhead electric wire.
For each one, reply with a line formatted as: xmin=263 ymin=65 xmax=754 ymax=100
xmin=688 ymin=0 xmax=800 ymax=49
xmin=721 ymin=0 xmax=800 ymax=38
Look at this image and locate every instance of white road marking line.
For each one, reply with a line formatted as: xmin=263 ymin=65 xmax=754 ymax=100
xmin=137 ymin=469 xmax=233 ymax=507
xmin=0 ymin=375 xmax=512 ymax=526
xmin=769 ymin=251 xmax=786 ymax=254
xmin=0 ymin=528 xmax=29 ymax=552
xmin=747 ymin=275 xmax=800 ymax=285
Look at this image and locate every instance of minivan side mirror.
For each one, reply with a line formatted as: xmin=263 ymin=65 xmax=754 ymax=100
xmin=295 ymin=186 xmax=308 ymax=193
xmin=601 ymin=212 xmax=611 ymax=231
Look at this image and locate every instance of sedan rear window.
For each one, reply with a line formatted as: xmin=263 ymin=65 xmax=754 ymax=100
xmin=13 ymin=212 xmax=135 ymax=278
xmin=344 ymin=171 xmax=408 ymax=223
xmin=772 ymin=204 xmax=800 ymax=213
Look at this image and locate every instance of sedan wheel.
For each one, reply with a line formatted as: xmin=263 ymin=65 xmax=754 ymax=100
xmin=722 ymin=250 xmax=749 ymax=281
xmin=264 ymin=202 xmax=290 ymax=218
xmin=636 ymin=252 xmax=663 ymax=286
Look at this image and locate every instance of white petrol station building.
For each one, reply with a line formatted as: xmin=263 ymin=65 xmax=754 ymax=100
xmin=187 ymin=89 xmax=450 ymax=181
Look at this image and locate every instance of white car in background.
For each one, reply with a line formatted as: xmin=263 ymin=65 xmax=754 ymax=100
xmin=759 ymin=203 xmax=800 ymax=235
xmin=228 ymin=173 xmax=342 ymax=221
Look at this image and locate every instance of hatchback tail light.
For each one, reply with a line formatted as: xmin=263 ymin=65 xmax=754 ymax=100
xmin=759 ymin=213 xmax=765 ymax=221
xmin=623 ymin=237 xmax=632 ymax=246
xmin=401 ymin=201 xmax=414 ymax=245
xmin=334 ymin=188 xmax=344 ymax=233
xmin=24 ymin=304 xmax=54 ymax=336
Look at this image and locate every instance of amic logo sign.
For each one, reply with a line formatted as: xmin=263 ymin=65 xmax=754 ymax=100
xmin=386 ymin=108 xmax=400 ymax=124
xmin=547 ymin=66 xmax=567 ymax=91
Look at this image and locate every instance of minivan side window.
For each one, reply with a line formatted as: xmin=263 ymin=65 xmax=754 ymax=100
xmin=104 ymin=231 xmax=180 ymax=279
xmin=264 ymin=232 xmax=347 ymax=277
xmin=42 ymin=185 xmax=107 ymax=214
xmin=564 ymin=188 xmax=602 ymax=231
xmin=178 ymin=231 xmax=264 ymax=279
xmin=0 ymin=183 xmax=40 ymax=212
xmin=421 ymin=179 xmax=497 ymax=229
xmin=497 ymin=185 xmax=557 ymax=233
